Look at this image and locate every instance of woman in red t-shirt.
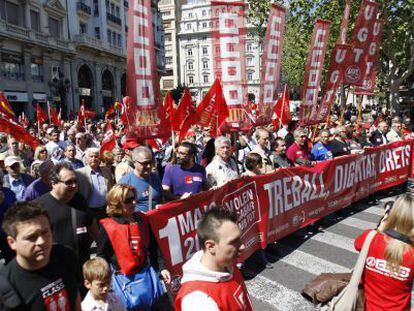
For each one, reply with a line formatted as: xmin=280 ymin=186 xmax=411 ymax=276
xmin=355 ymin=194 xmax=414 ymax=311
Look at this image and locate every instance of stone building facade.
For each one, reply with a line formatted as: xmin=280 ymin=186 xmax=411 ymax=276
xmin=0 ymin=0 xmax=165 ymax=118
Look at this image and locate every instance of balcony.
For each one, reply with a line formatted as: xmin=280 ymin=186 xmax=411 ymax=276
xmin=74 ymin=34 xmax=125 ymax=57
xmin=106 ymin=13 xmax=122 ymax=26
xmin=77 ymin=2 xmax=92 ymax=16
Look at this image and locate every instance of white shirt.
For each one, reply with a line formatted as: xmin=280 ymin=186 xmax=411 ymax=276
xmin=206 ymin=156 xmax=239 ymax=187
xmin=81 ymin=291 xmax=125 ymax=311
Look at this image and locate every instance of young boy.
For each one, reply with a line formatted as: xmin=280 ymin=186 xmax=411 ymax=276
xmin=81 ymin=257 xmax=125 ymax=311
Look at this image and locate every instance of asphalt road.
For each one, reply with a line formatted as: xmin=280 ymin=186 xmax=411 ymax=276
xmin=242 ymin=188 xmax=404 ymax=311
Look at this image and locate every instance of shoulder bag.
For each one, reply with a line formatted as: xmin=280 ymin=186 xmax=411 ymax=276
xmin=328 ymin=229 xmax=377 ymax=311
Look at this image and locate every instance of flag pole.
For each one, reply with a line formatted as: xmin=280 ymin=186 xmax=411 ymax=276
xmin=279 ymin=85 xmax=287 ymax=129
xmin=357 ymin=95 xmax=364 ymax=124
xmin=47 ymin=100 xmax=51 ymax=124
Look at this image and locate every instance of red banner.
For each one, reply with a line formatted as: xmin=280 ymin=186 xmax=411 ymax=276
xmin=318 ymin=44 xmax=352 ymax=122
xmin=126 ymin=0 xmax=168 ymax=140
xmin=211 ymin=1 xmax=248 ymax=131
xmin=147 ymin=141 xmax=413 ymax=277
xmin=344 ymin=0 xmax=381 ymax=86
xmin=256 ymin=4 xmax=286 ymax=126
xmin=299 ymin=19 xmax=331 ymax=126
xmin=355 ymin=19 xmax=383 ymax=95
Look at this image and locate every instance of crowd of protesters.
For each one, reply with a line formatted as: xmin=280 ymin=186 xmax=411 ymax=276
xmin=0 ymin=103 xmax=413 ymax=310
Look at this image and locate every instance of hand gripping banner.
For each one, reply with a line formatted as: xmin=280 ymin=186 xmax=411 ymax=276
xmin=146 ymin=140 xmax=413 ymax=278
xmin=256 ymin=4 xmax=286 ymax=126
xmin=299 ymin=19 xmax=331 ymax=126
xmin=126 ymin=0 xmax=169 ymax=140
xmin=211 ymin=1 xmax=248 ymax=131
xmin=344 ymin=0 xmax=381 ymax=86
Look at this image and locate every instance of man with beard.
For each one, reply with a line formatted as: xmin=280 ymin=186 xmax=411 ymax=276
xmin=162 ymin=142 xmax=207 ymax=201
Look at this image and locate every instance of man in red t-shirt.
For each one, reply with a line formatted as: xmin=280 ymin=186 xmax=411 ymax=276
xmin=286 ymin=128 xmax=312 ymax=166
xmin=175 ymin=207 xmax=253 ymax=311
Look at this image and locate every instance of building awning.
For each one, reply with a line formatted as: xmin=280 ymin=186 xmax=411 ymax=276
xmin=4 ymin=92 xmax=28 ymax=102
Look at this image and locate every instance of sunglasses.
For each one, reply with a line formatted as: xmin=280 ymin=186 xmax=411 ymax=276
xmin=135 ymin=160 xmax=152 ymax=166
xmin=58 ymin=178 xmax=78 ymax=186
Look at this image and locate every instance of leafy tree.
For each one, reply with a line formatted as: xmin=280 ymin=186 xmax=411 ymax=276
xmin=246 ymin=0 xmax=414 ymax=112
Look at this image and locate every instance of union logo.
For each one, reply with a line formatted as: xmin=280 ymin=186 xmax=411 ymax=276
xmin=345 ymin=66 xmax=361 ymax=83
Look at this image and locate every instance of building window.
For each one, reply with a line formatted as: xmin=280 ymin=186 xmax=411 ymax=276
xmin=110 ymin=3 xmax=115 ymax=14
xmin=188 ymin=12 xmax=193 ymax=18
xmin=187 ymin=48 xmax=192 ymax=56
xmin=3 ymin=1 xmax=19 ymax=25
xmin=247 ymin=42 xmax=253 ymax=52
xmin=31 ymin=61 xmax=43 ymax=82
xmin=80 ymin=22 xmax=87 ymax=34
xmin=165 ymin=33 xmax=172 ymax=42
xmin=93 ymin=0 xmax=99 ymax=16
xmin=247 ymin=57 xmax=253 ymax=66
xmin=247 ymin=72 xmax=253 ymax=81
xmin=202 ymin=22 xmax=207 ymax=28
xmin=165 ymin=57 xmax=172 ymax=65
xmin=115 ymin=6 xmax=120 ymax=17
xmin=202 ymin=10 xmax=206 ymax=16
xmin=203 ymin=75 xmax=209 ymax=83
xmin=107 ymin=30 xmax=111 ymax=43
xmin=112 ymin=32 xmax=116 ymax=45
xmin=202 ymin=47 xmax=208 ymax=55
xmin=1 ymin=54 xmax=24 ymax=81
xmin=48 ymin=17 xmax=60 ymax=38
xmin=186 ymin=23 xmax=191 ymax=30
xmin=188 ymin=62 xmax=193 ymax=70
xmin=117 ymin=33 xmax=121 ymax=46
xmin=202 ymin=61 xmax=208 ymax=69
xmin=95 ymin=27 xmax=100 ymax=39
xmin=30 ymin=10 xmax=40 ymax=31
xmin=189 ymin=76 xmax=194 ymax=84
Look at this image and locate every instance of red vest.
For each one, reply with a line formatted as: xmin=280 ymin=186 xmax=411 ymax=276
xmin=100 ymin=217 xmax=149 ymax=275
xmin=174 ymin=267 xmax=253 ymax=311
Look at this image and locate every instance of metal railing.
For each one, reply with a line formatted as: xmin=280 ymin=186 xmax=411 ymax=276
xmin=106 ymin=13 xmax=122 ymax=25
xmin=77 ymin=2 xmax=92 ymax=15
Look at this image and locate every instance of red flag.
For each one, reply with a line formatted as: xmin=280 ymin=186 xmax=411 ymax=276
xmin=118 ymin=96 xmax=137 ymax=126
xmin=0 ymin=116 xmax=39 ymax=149
xmin=299 ymin=19 xmax=331 ymax=125
xmin=163 ymin=91 xmax=175 ymax=131
xmin=78 ymin=99 xmax=95 ymax=124
xmin=196 ymin=78 xmax=229 ymax=137
xmin=105 ymin=106 xmax=115 ymax=119
xmin=100 ymin=123 xmax=117 ymax=155
xmin=0 ymin=91 xmax=15 ymax=119
xmin=36 ymin=104 xmax=48 ymax=125
xmin=50 ymin=106 xmax=60 ymax=126
xmin=176 ymin=89 xmax=198 ymax=142
xmin=272 ymin=85 xmax=291 ymax=127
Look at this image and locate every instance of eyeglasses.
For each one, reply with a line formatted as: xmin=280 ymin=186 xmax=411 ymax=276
xmin=135 ymin=160 xmax=152 ymax=166
xmin=58 ymin=178 xmax=78 ymax=186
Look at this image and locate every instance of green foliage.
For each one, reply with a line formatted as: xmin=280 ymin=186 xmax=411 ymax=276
xmin=246 ymin=0 xmax=414 ymax=107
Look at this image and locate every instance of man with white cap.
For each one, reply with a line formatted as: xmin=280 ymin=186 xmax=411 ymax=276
xmin=2 ymin=156 xmax=33 ymax=201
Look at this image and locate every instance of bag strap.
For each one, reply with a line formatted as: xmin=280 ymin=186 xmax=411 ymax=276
xmin=70 ymin=207 xmax=79 ymax=254
xmin=385 ymin=229 xmax=413 ymax=245
xmin=148 ymin=174 xmax=153 ymax=211
xmin=349 ymin=229 xmax=377 ymax=287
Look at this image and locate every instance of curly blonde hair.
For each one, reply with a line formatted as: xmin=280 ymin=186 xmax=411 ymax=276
xmin=106 ymin=184 xmax=136 ymax=216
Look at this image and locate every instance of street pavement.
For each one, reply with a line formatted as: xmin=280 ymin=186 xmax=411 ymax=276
xmin=242 ymin=189 xmax=404 ymax=311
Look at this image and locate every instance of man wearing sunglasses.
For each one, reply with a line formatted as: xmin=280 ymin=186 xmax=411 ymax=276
xmin=35 ymin=163 xmax=98 ymax=271
xmin=118 ymin=146 xmax=163 ymax=213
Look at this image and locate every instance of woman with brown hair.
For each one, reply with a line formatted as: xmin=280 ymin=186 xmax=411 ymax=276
xmin=354 ymin=193 xmax=414 ymax=310
xmin=242 ymin=152 xmax=263 ymax=177
xmin=97 ymin=184 xmax=171 ymax=310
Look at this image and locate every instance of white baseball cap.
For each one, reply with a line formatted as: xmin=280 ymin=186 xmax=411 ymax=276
xmin=4 ymin=156 xmax=22 ymax=167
